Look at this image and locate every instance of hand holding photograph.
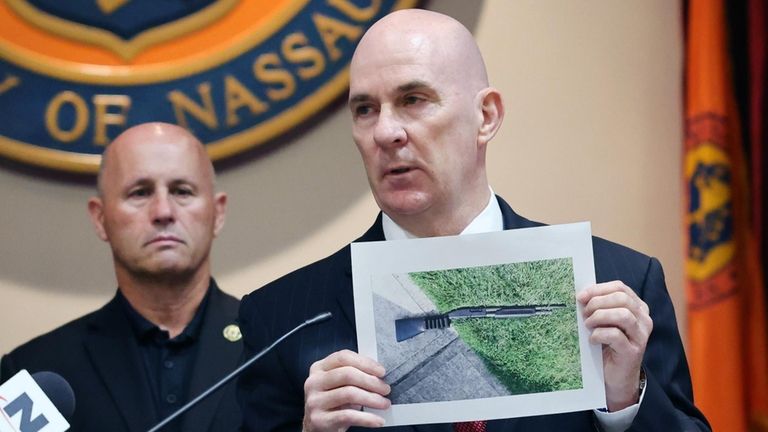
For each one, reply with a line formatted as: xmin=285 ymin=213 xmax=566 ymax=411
xmin=352 ymin=222 xmax=605 ymax=426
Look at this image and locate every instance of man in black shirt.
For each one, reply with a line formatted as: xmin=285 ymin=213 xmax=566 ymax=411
xmin=1 ymin=122 xmax=241 ymax=432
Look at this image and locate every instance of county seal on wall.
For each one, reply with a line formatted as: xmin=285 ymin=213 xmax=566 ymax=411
xmin=0 ymin=0 xmax=417 ymax=173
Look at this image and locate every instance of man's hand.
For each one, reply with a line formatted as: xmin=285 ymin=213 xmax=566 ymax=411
xmin=303 ymin=349 xmax=391 ymax=432
xmin=577 ymin=281 xmax=653 ymax=412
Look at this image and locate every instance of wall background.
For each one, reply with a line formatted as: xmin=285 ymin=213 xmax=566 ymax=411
xmin=0 ymin=0 xmax=685 ymax=353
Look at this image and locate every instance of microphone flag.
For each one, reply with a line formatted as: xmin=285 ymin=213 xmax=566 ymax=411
xmin=0 ymin=369 xmax=69 ymax=432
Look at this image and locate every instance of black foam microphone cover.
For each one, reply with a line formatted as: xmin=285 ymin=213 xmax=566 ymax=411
xmin=32 ymin=371 xmax=75 ymax=421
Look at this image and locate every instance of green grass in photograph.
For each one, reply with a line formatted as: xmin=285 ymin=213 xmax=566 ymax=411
xmin=409 ymin=258 xmax=581 ymax=395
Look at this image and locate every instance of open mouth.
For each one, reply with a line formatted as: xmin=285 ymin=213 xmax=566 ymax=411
xmin=389 ymin=166 xmax=412 ymax=175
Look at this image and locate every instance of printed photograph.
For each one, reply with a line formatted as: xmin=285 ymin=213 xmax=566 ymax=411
xmin=371 ymin=258 xmax=582 ymax=404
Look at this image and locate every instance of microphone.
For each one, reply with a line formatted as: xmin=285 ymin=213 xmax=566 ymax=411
xmin=30 ymin=372 xmax=75 ymax=421
xmin=0 ymin=370 xmax=74 ymax=432
xmin=147 ymin=311 xmax=333 ymax=432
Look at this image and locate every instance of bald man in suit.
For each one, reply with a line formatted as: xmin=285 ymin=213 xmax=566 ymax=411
xmin=237 ymin=10 xmax=709 ymax=432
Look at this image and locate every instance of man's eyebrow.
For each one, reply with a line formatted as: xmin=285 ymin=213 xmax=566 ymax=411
xmin=126 ymin=177 xmax=152 ymax=187
xmin=348 ymin=93 xmax=371 ymax=106
xmin=397 ymin=80 xmax=431 ymax=93
xmin=169 ymin=178 xmax=199 ymax=189
xmin=348 ymin=81 xmax=434 ymax=107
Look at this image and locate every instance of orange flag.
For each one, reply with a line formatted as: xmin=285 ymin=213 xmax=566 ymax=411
xmin=684 ymin=1 xmax=768 ymax=431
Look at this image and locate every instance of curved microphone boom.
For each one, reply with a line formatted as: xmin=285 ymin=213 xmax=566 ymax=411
xmin=147 ymin=311 xmax=333 ymax=432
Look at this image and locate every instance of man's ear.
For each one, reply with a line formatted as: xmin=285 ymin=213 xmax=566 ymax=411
xmin=476 ymin=87 xmax=505 ymax=148
xmin=87 ymin=197 xmax=109 ymax=242
xmin=213 ymin=192 xmax=227 ymax=237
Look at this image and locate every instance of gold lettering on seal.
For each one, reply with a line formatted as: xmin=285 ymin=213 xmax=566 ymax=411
xmin=168 ymin=82 xmax=219 ymax=130
xmin=253 ymin=53 xmax=296 ymax=101
xmin=312 ymin=13 xmax=362 ymax=61
xmin=93 ymin=95 xmax=131 ymax=146
xmin=45 ymin=91 xmax=89 ymax=143
xmin=0 ymin=75 xmax=20 ymax=96
xmin=282 ymin=32 xmax=325 ymax=80
xmin=224 ymin=75 xmax=269 ymax=127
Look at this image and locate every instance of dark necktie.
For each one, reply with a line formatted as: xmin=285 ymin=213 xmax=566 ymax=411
xmin=453 ymin=421 xmax=487 ymax=432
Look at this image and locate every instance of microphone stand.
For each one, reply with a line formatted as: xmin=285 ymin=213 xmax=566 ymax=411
xmin=147 ymin=311 xmax=332 ymax=432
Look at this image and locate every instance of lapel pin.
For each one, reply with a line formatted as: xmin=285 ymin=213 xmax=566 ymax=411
xmin=222 ymin=324 xmax=241 ymax=342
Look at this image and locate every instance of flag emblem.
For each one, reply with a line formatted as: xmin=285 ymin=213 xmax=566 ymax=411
xmin=685 ymin=114 xmax=737 ymax=309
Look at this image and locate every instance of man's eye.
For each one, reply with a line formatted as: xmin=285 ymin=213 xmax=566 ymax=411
xmin=174 ymin=188 xmax=193 ymax=196
xmin=354 ymin=105 xmax=374 ymax=117
xmin=403 ymin=95 xmax=423 ymax=105
xmin=129 ymin=188 xmax=150 ymax=198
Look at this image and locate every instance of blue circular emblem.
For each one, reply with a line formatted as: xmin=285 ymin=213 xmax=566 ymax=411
xmin=0 ymin=0 xmax=418 ymax=173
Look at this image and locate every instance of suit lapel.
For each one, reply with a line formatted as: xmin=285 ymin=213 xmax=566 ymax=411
xmin=337 ymin=246 xmax=356 ymax=330
xmin=336 ymin=214 xmax=386 ymax=331
xmin=85 ymin=295 xmax=157 ymax=432
xmin=497 ymin=195 xmax=540 ymax=231
xmin=181 ymin=284 xmax=241 ymax=432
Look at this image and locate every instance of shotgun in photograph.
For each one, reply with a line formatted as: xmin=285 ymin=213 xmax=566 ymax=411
xmin=395 ymin=304 xmax=567 ymax=342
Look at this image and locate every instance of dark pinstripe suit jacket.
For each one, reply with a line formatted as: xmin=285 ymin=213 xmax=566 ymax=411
xmin=237 ymin=197 xmax=710 ymax=431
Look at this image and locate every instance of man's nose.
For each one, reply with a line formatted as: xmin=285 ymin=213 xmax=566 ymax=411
xmin=373 ymin=107 xmax=407 ymax=149
xmin=150 ymin=191 xmax=175 ymax=225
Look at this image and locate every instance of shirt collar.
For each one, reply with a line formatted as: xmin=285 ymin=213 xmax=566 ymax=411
xmin=382 ymin=188 xmax=503 ymax=241
xmin=117 ymin=282 xmax=212 ymax=345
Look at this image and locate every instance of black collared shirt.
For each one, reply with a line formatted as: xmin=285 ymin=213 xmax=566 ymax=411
xmin=118 ymin=286 xmax=212 ymax=431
